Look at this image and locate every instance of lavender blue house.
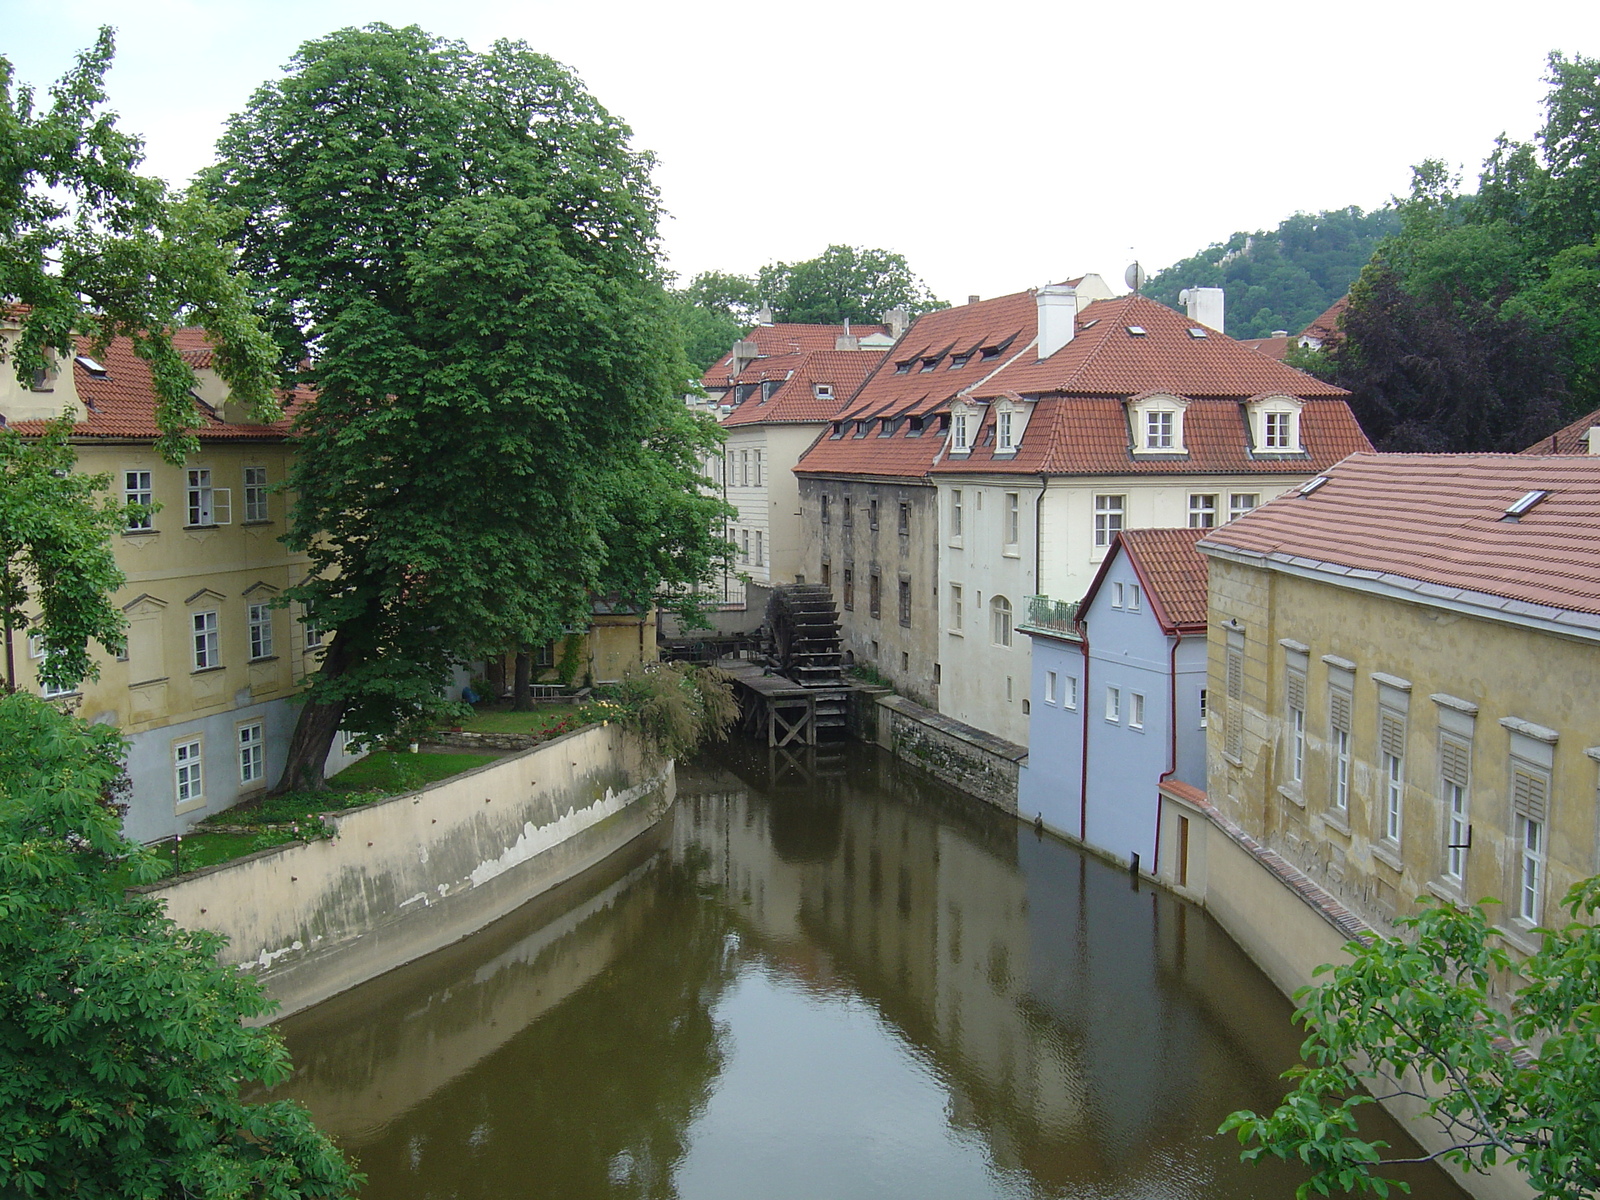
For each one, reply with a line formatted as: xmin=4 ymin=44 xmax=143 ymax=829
xmin=1019 ymin=529 xmax=1209 ymax=870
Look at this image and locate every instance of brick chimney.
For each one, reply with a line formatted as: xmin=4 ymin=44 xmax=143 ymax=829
xmin=1036 ymin=283 xmax=1078 ymax=359
xmin=881 ymin=306 xmax=910 ymax=340
xmin=1180 ymin=286 xmax=1225 ymax=333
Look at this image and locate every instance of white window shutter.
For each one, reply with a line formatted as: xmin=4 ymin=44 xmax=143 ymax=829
xmin=213 ymin=488 xmax=232 ymax=525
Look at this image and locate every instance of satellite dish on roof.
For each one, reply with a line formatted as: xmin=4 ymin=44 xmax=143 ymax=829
xmin=1125 ymin=262 xmax=1146 ymax=294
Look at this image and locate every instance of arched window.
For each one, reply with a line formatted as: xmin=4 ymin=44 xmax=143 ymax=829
xmin=991 ymin=595 xmax=1013 ymax=647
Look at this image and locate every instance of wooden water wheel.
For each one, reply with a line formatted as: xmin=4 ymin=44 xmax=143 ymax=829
xmin=765 ymin=584 xmax=844 ymax=688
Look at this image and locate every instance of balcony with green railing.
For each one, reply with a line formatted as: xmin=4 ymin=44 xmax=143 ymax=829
xmin=1018 ymin=594 xmax=1080 ymax=638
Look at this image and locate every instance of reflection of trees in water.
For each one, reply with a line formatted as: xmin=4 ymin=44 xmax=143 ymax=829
xmin=269 ymin=851 xmax=738 ymax=1200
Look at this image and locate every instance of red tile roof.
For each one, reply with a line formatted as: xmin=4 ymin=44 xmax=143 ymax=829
xmin=1302 ymin=296 xmax=1348 ymax=343
xmin=721 ymin=349 xmax=886 ymax=427
xmin=929 ymin=393 xmax=1371 ymax=477
xmin=1521 ymin=405 xmax=1600 ymax=456
xmin=700 ymin=322 xmax=889 ymax=389
xmin=1199 ymin=453 xmax=1600 ymax=624
xmin=1119 ymin=528 xmax=1211 ymax=630
xmin=975 ymin=294 xmax=1348 ymax=399
xmin=1240 ymin=335 xmax=1291 ymax=361
xmin=6 ymin=329 xmax=299 ymax=441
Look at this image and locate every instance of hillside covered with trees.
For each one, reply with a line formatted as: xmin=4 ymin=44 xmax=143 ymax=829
xmin=1143 ymin=206 xmax=1398 ymax=340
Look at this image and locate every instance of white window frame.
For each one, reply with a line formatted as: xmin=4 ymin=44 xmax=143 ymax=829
xmin=754 ymin=530 xmax=764 ymax=567
xmin=124 ymin=469 xmax=153 ymax=530
xmin=1045 ymin=670 xmax=1057 ymax=705
xmin=1188 ymin=493 xmax=1218 ymax=528
xmin=950 ymin=489 xmax=963 ymax=539
xmin=1384 ymin=751 xmax=1404 ymax=842
xmin=243 ymin=466 xmax=269 ymax=522
xmin=29 ymin=633 xmax=76 ymax=698
xmin=1126 ymin=583 xmax=1141 ymax=612
xmin=949 ymin=583 xmax=964 ymax=634
xmin=193 ymin=610 xmax=220 ymax=671
xmin=951 ymin=409 xmax=971 ymax=453
xmin=1518 ymin=814 xmax=1546 ymax=924
xmin=303 ymin=620 xmax=324 ymax=651
xmin=1064 ymin=675 xmax=1078 ymax=710
xmin=1250 ymin=396 xmax=1304 ymax=453
xmin=185 ymin=468 xmax=231 ymax=527
xmin=753 ymin=450 xmax=763 ymax=488
xmin=1130 ymin=692 xmax=1146 ymax=730
xmin=1093 ymin=494 xmax=1124 ymax=550
xmin=1105 ymin=686 xmax=1121 ymax=723
xmin=996 ymin=407 xmax=1015 ymax=452
xmin=1291 ymin=705 xmax=1305 ymax=782
xmin=1132 ymin=394 xmax=1187 ymax=452
xmin=1146 ymin=409 xmax=1174 ymax=450
xmin=1265 ymin=411 xmax=1293 ymax=450
xmin=1199 ymin=688 xmax=1209 ymax=729
xmin=1445 ymin=777 xmax=1469 ymax=881
xmin=239 ymin=722 xmax=265 ymax=785
xmin=1333 ymin=727 xmax=1351 ymax=812
xmin=1228 ymin=492 xmax=1260 ymax=522
xmin=174 ymin=737 xmax=204 ymax=810
xmin=247 ymin=602 xmax=274 ymax=660
xmin=1005 ymin=492 xmax=1020 ymax=548
xmin=1112 ymin=582 xmax=1124 ymax=609
xmin=990 ymin=595 xmax=1013 ymax=647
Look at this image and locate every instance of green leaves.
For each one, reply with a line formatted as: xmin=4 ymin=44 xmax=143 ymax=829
xmin=1226 ymin=888 xmax=1600 ymax=1199
xmin=0 ymin=29 xmax=279 ymax=464
xmin=0 ymin=692 xmax=361 ymax=1196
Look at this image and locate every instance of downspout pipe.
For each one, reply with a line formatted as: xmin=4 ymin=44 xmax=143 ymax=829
xmin=1077 ymin=617 xmax=1090 ymax=842
xmin=1154 ymin=631 xmax=1182 ymax=879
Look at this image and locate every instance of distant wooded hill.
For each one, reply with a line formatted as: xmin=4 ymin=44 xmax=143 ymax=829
xmin=1142 ymin=206 xmax=1399 ymax=339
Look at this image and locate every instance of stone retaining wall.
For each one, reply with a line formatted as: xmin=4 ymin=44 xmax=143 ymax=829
xmin=875 ymin=694 xmax=1025 ymax=812
xmin=146 ymin=723 xmax=672 ymax=1020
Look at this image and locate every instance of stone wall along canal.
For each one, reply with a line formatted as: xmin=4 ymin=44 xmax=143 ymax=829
xmin=261 ymin=740 xmax=1466 ymax=1200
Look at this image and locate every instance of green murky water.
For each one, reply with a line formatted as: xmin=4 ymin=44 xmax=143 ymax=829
xmin=265 ymin=741 xmax=1466 ymax=1199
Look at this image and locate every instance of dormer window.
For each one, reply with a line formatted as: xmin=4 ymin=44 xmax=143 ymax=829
xmin=949 ymin=353 xmax=972 ymax=369
xmin=1248 ymin=394 xmax=1305 ymax=454
xmin=761 ymin=380 xmax=780 ymax=401
xmin=919 ymin=357 xmax=939 ymax=373
xmin=814 ymin=383 xmax=834 ymax=400
xmin=993 ymin=398 xmax=1023 ymax=454
xmin=1129 ymin=393 xmax=1188 ymax=454
xmin=950 ymin=407 xmax=973 ymax=453
xmin=877 ymin=418 xmax=896 ymax=437
xmin=853 ymin=420 xmax=870 ymax=438
xmin=894 ymin=361 xmax=913 ymax=375
xmin=906 ymin=416 xmax=925 ymax=436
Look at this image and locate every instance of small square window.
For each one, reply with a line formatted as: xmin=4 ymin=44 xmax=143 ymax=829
xmin=1188 ymin=494 xmax=1218 ymax=528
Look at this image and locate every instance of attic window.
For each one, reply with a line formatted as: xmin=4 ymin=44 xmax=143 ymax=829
xmin=1079 ymin=318 xmax=1100 ymax=330
xmin=919 ymin=358 xmax=940 ymax=373
xmin=980 ymin=346 xmax=1001 ymax=361
xmin=1503 ymin=489 xmax=1550 ymax=519
xmin=877 ymin=418 xmax=897 ymax=437
xmin=1126 ymin=326 xmax=1147 ymax=337
xmin=75 ymin=355 xmax=108 ymax=376
xmin=814 ymin=383 xmax=834 ymax=400
xmin=894 ymin=361 xmax=913 ymax=375
xmin=906 ymin=416 xmax=925 ymax=436
xmin=830 ymin=422 xmax=844 ymax=438
xmin=853 ymin=421 xmax=870 ymax=438
xmin=1299 ymin=475 xmax=1330 ymax=496
xmin=1187 ymin=328 xmax=1208 ymax=339
xmin=949 ymin=353 xmax=972 ymax=369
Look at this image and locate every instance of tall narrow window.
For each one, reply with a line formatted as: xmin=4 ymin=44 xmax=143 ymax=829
xmin=1286 ymin=668 xmax=1307 ymax=783
xmin=898 ymin=501 xmax=910 ymax=535
xmin=1329 ymin=688 xmax=1353 ymax=812
xmin=869 ymin=571 xmax=882 ymax=620
xmin=1093 ymin=494 xmax=1124 ymax=549
xmin=951 ymin=489 xmax=963 ymax=537
xmin=997 ymin=409 xmax=1014 ymax=451
xmin=898 ymin=579 xmax=912 ymax=627
xmin=1045 ymin=671 xmax=1057 ymax=704
xmin=192 ymin=611 xmax=219 ymax=670
xmin=740 ymin=529 xmax=749 ymax=562
xmin=754 ymin=530 xmax=763 ymax=566
xmin=1126 ymin=584 xmax=1141 ymax=612
xmin=952 ymin=412 xmax=970 ymax=452
xmin=1130 ymin=692 xmax=1145 ymax=729
xmin=243 ymin=466 xmax=269 ymax=522
xmin=991 ymin=596 xmax=1013 ymax=647
xmin=1198 ymin=688 xmax=1209 ymax=729
xmin=843 ymin=568 xmax=855 ymax=612
xmin=950 ymin=583 xmax=964 ymax=631
xmin=1005 ymin=492 xmax=1020 ymax=546
xmin=1224 ymin=636 xmax=1244 ymax=760
xmin=753 ymin=450 xmax=763 ymax=487
xmin=821 ymin=494 xmax=831 ymax=524
xmin=1441 ymin=735 xmax=1471 ymax=881
xmin=174 ymin=738 xmax=203 ymax=805
xmin=843 ymin=497 xmax=853 ymax=526
xmin=247 ymin=603 xmax=274 ymax=660
xmin=869 ymin=498 xmax=879 ymax=529
xmin=1188 ymin=494 xmax=1218 ymax=528
xmin=124 ymin=470 xmax=153 ymax=530
xmin=1063 ymin=675 xmax=1078 ymax=710
xmin=1380 ymin=709 xmax=1406 ymax=842
xmin=239 ymin=723 xmax=265 ymax=785
xmin=1106 ymin=686 xmax=1121 ymax=723
xmin=1511 ymin=763 xmax=1550 ymax=924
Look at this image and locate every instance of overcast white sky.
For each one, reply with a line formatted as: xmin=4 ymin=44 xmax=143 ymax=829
xmin=7 ymin=0 xmax=1599 ymax=304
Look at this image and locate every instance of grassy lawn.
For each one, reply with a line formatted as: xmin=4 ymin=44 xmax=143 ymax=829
xmin=329 ymin=749 xmax=497 ymax=792
xmin=454 ymin=706 xmax=586 ymax=736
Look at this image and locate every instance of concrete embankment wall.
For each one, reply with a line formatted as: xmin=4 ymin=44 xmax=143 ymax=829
xmin=148 ymin=723 xmax=672 ymax=1020
xmin=874 ymin=694 xmax=1025 ymax=813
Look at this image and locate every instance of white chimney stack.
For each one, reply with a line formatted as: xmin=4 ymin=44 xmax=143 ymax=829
xmin=1180 ymin=286 xmax=1225 ymax=333
xmin=1586 ymin=426 xmax=1600 ymax=455
xmin=1036 ymin=283 xmax=1078 ymax=359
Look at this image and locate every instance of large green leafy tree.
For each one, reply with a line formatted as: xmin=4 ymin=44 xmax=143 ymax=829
xmin=0 ymin=418 xmax=134 ymax=693
xmin=0 ymin=691 xmax=360 ymax=1196
xmin=1326 ymin=53 xmax=1600 ymax=445
xmin=208 ymin=25 xmax=730 ymax=792
xmin=674 ymin=269 xmax=761 ymax=372
xmin=756 ymin=244 xmax=946 ymax=325
xmin=1223 ymin=882 xmax=1600 ymax=1200
xmin=0 ymin=28 xmax=278 ymax=463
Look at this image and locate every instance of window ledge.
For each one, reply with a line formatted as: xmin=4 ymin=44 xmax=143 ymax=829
xmin=1322 ymin=810 xmax=1351 ymax=836
xmin=122 ymin=528 xmax=159 ymax=537
xmin=1372 ymin=844 xmax=1404 ymax=873
xmin=1222 ymin=752 xmax=1242 ymax=767
xmin=248 ymin=656 xmax=279 ymax=664
xmin=1002 ymin=546 xmax=1020 ymax=558
xmin=948 ymin=537 xmax=963 ymax=550
xmin=1426 ymin=878 xmax=1467 ymax=905
xmin=946 ymin=629 xmax=964 ymax=638
xmin=1495 ymin=923 xmax=1543 ymax=957
xmin=1277 ymin=784 xmax=1306 ymax=808
xmin=174 ymin=795 xmax=207 ymax=816
xmin=241 ymin=519 xmax=275 ymax=527
xmin=130 ymin=676 xmax=169 ymax=688
xmin=191 ymin=666 xmax=226 ymax=675
xmin=183 ymin=524 xmax=221 ymax=532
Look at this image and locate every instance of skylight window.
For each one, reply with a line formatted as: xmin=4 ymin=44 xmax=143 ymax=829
xmin=1299 ymin=475 xmax=1331 ymax=496
xmin=1503 ymin=489 xmax=1550 ymax=518
xmin=1079 ymin=319 xmax=1100 ymax=330
xmin=1187 ymin=328 xmax=1208 ymax=338
xmin=1126 ymin=326 xmax=1147 ymax=337
xmin=75 ymin=355 xmax=107 ymax=375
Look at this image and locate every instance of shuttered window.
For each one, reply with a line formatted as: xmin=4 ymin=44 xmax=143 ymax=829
xmin=1286 ymin=669 xmax=1306 ymax=710
xmin=1440 ymin=736 xmax=1470 ymax=787
xmin=1511 ymin=765 xmax=1549 ymax=822
xmin=1329 ymin=688 xmax=1352 ymax=732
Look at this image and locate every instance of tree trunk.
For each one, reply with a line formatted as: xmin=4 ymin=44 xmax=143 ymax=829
xmin=269 ymin=634 xmax=353 ymax=795
xmin=485 ymin=653 xmax=506 ymax=701
xmin=513 ymin=650 xmax=533 ymax=711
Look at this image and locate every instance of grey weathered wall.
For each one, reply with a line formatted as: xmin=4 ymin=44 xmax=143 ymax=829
xmin=147 ymin=723 xmax=672 ymax=1019
xmin=876 ymin=694 xmax=1024 ymax=812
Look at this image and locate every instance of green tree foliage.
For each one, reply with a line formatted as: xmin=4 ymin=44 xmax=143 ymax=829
xmin=0 ymin=417 xmax=133 ymax=693
xmin=1143 ymin=207 xmax=1399 ymax=339
xmin=1222 ymin=881 xmax=1600 ymax=1200
xmin=0 ymin=691 xmax=360 ymax=1197
xmin=0 ymin=29 xmax=277 ymax=463
xmin=672 ymin=270 xmax=762 ymax=372
xmin=208 ymin=25 xmax=731 ymax=791
xmin=1332 ymin=53 xmax=1600 ymax=447
xmin=757 ymin=244 xmax=946 ymax=325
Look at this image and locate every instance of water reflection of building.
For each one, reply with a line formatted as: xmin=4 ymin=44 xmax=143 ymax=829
xmin=675 ymin=745 xmax=1446 ymax=1199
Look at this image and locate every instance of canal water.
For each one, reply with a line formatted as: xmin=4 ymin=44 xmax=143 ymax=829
xmin=264 ymin=740 xmax=1466 ymax=1200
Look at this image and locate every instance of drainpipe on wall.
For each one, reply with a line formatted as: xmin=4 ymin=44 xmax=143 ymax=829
xmin=1077 ymin=618 xmax=1091 ymax=842
xmin=1153 ymin=632 xmax=1183 ymax=879
xmin=1034 ymin=474 xmax=1048 ymax=593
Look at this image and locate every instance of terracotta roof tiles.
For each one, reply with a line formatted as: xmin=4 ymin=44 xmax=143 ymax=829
xmin=700 ymin=322 xmax=889 ymax=389
xmin=1200 ymin=453 xmax=1600 ymax=620
xmin=1521 ymin=405 xmax=1600 ymax=456
xmin=1089 ymin=528 xmax=1211 ymax=631
xmin=721 ymin=349 xmax=885 ymax=427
